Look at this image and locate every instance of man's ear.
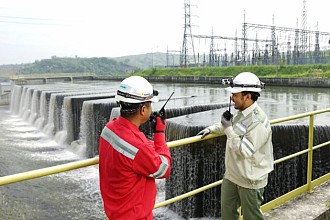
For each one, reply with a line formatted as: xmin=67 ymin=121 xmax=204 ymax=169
xmin=139 ymin=104 xmax=146 ymax=116
xmin=245 ymin=92 xmax=252 ymax=100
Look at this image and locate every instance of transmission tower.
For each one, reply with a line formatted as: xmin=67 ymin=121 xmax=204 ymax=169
xmin=181 ymin=0 xmax=196 ymax=68
xmin=254 ymin=32 xmax=260 ymax=65
xmin=235 ymin=30 xmax=239 ymax=65
xmin=271 ymin=15 xmax=277 ymax=65
xmin=314 ymin=22 xmax=320 ymax=63
xmin=242 ymin=11 xmax=247 ymax=65
xmin=300 ymin=0 xmax=308 ymax=63
xmin=287 ymin=34 xmax=292 ymax=65
xmin=209 ymin=28 xmax=216 ymax=66
xmin=293 ymin=19 xmax=300 ymax=64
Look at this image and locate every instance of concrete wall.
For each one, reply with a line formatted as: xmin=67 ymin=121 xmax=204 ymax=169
xmin=0 ymin=93 xmax=10 ymax=105
xmin=104 ymin=76 xmax=330 ymax=88
xmin=262 ymin=78 xmax=330 ymax=88
xmin=0 ymin=82 xmax=12 ymax=95
xmin=145 ymin=76 xmax=330 ymax=88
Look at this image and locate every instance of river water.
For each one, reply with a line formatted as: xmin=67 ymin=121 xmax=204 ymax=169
xmin=0 ymin=81 xmax=330 ymax=219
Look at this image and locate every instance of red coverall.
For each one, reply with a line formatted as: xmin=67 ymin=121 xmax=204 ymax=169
xmin=99 ymin=116 xmax=172 ymax=220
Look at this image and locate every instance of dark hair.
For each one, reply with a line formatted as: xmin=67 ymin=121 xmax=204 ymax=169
xmin=119 ymin=101 xmax=150 ymax=118
xmin=242 ymin=91 xmax=260 ymax=101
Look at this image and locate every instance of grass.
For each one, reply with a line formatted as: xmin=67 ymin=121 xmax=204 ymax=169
xmin=136 ymin=64 xmax=330 ymax=78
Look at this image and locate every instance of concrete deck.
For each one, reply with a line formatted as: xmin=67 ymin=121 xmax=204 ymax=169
xmin=264 ymin=180 xmax=330 ymax=220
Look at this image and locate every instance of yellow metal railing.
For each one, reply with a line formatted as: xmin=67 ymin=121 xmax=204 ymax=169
xmin=0 ymin=157 xmax=99 ymax=186
xmin=0 ymin=108 xmax=329 ymax=215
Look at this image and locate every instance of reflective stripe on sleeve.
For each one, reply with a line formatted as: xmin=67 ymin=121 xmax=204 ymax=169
xmin=240 ymin=137 xmax=255 ymax=157
xmin=263 ymin=119 xmax=270 ymax=129
xmin=101 ymin=126 xmax=138 ymax=160
xmin=149 ymin=155 xmax=169 ymax=178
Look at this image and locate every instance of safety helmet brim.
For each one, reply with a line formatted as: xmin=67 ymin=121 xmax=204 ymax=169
xmin=224 ymin=72 xmax=264 ymax=93
xmin=115 ymin=76 xmax=159 ymax=103
xmin=115 ymin=93 xmax=159 ymax=103
xmin=225 ymin=87 xmax=262 ymax=93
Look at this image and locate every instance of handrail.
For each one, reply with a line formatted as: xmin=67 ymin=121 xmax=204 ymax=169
xmin=0 ymin=108 xmax=329 ymax=216
xmin=0 ymin=157 xmax=99 ymax=186
xmin=0 ymin=135 xmax=220 ymax=186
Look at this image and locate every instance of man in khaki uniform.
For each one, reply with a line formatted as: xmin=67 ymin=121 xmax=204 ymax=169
xmin=198 ymin=72 xmax=274 ymax=220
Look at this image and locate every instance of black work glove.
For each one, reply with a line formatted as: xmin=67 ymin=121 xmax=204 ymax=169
xmin=221 ymin=110 xmax=233 ymax=129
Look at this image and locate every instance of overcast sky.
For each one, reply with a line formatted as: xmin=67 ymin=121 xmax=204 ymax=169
xmin=0 ymin=0 xmax=329 ymax=65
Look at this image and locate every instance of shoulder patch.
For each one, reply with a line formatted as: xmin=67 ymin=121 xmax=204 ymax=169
xmin=252 ymin=108 xmax=266 ymax=124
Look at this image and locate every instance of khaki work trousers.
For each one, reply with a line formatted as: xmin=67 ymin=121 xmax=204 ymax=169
xmin=221 ymin=178 xmax=265 ymax=220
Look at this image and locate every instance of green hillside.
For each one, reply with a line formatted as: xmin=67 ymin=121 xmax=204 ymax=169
xmin=112 ymin=52 xmax=181 ymax=69
xmin=0 ymin=53 xmax=178 ymax=77
xmin=1 ymin=53 xmax=329 ymax=79
xmin=18 ymin=56 xmax=141 ymax=76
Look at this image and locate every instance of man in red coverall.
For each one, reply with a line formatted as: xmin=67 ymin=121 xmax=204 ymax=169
xmin=99 ymin=76 xmax=172 ymax=220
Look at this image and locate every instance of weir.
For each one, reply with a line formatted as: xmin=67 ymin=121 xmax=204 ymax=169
xmin=10 ymin=83 xmax=116 ymax=140
xmin=10 ymin=83 xmax=229 ymax=159
xmin=6 ymin=81 xmax=330 ymax=219
xmin=63 ymin=93 xmax=116 ymax=144
xmin=74 ymin=98 xmax=119 ymax=157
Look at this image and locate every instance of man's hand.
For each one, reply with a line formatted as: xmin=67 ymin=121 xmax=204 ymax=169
xmin=159 ymin=108 xmax=166 ymax=124
xmin=150 ymin=112 xmax=166 ymax=133
xmin=155 ymin=114 xmax=166 ymax=132
xmin=197 ymin=128 xmax=210 ymax=139
xmin=221 ymin=110 xmax=233 ymax=129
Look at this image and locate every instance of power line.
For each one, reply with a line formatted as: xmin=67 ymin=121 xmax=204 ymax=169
xmin=0 ymin=15 xmax=68 ymax=26
xmin=0 ymin=15 xmax=51 ymax=21
xmin=0 ymin=20 xmax=61 ymax=26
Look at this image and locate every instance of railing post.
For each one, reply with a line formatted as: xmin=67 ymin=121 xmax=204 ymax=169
xmin=307 ymin=114 xmax=314 ymax=193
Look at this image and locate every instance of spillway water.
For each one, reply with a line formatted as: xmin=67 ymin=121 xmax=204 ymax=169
xmin=0 ymin=105 xmax=104 ymax=219
xmin=1 ymin=80 xmax=330 ymax=219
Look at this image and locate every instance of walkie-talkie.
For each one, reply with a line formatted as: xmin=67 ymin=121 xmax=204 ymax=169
xmin=149 ymin=91 xmax=174 ymax=124
xmin=223 ymin=97 xmax=232 ymax=120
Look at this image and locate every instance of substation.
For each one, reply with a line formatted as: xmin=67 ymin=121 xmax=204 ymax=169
xmin=167 ymin=0 xmax=330 ymax=68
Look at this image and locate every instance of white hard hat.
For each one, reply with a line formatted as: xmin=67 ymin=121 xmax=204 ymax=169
xmin=225 ymin=72 xmax=264 ymax=93
xmin=115 ymin=76 xmax=159 ymax=103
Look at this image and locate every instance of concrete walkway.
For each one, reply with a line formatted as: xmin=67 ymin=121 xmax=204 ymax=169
xmin=264 ymin=180 xmax=330 ymax=220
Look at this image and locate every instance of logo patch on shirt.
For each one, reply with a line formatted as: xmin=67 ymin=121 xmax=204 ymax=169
xmin=236 ymin=122 xmax=247 ymax=133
